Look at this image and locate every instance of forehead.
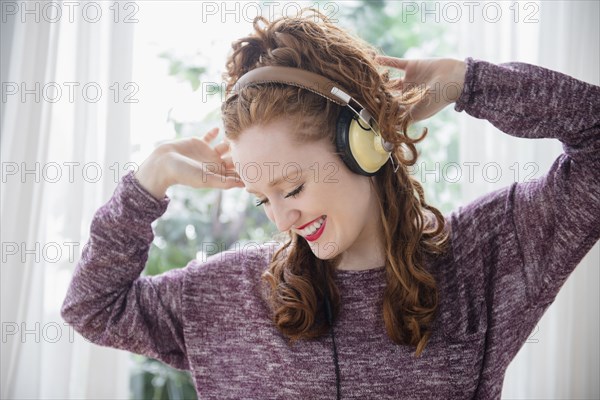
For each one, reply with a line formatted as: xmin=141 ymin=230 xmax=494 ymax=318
xmin=231 ymin=120 xmax=330 ymax=164
xmin=229 ymin=121 xmax=335 ymax=190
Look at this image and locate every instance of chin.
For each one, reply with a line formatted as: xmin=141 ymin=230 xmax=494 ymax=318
xmin=308 ymin=240 xmax=341 ymax=260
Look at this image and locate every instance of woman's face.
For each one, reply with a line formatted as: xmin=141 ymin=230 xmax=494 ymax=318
xmin=229 ymin=118 xmax=385 ymax=267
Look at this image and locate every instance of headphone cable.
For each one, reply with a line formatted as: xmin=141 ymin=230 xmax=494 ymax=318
xmin=324 ymin=290 xmax=341 ymax=400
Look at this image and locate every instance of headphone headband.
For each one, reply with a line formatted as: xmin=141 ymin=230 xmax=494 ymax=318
xmin=224 ymin=65 xmax=398 ymax=174
xmin=225 ymin=66 xmax=387 ymax=142
xmin=225 ymin=66 xmax=351 ymax=106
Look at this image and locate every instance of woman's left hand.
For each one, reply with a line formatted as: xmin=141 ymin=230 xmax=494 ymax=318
xmin=374 ymin=56 xmax=467 ymax=122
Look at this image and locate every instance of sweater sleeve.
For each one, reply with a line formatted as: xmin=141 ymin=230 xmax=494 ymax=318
xmin=447 ymin=58 xmax=600 ymax=392
xmin=60 ymin=171 xmax=190 ymax=371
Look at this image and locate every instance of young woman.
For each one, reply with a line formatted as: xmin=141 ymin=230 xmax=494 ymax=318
xmin=61 ymin=9 xmax=600 ymax=399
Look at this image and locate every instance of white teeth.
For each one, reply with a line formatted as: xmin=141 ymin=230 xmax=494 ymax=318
xmin=299 ymin=216 xmax=326 ymax=236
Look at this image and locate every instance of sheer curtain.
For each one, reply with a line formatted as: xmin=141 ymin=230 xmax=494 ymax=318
xmin=2 ymin=1 xmax=598 ymax=399
xmin=456 ymin=1 xmax=599 ymax=398
xmin=1 ymin=2 xmax=135 ymax=398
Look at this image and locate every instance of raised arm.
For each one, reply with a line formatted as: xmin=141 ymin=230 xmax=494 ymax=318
xmin=448 ymin=58 xmax=600 ymax=395
xmin=456 ymin=57 xmax=600 ymax=152
xmin=60 ymin=129 xmax=244 ymax=370
xmin=377 ymin=54 xmax=599 ymax=396
xmin=60 ymin=171 xmax=193 ymax=369
xmin=453 ymin=57 xmax=600 ymax=307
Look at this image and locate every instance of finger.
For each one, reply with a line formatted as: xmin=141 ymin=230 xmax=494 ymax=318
xmin=202 ymin=172 xmax=245 ymax=189
xmin=221 ymin=155 xmax=235 ymax=168
xmin=221 ymin=176 xmax=246 ymax=189
xmin=203 ymin=157 xmax=239 ymax=178
xmin=187 ymin=174 xmax=239 ymax=190
xmin=388 ymin=77 xmax=404 ymax=90
xmin=180 ymin=160 xmax=242 ymax=189
xmin=375 ymin=56 xmax=408 ymax=70
xmin=222 ymin=163 xmax=242 ymax=178
xmin=223 ymin=178 xmax=246 ymax=189
xmin=213 ymin=140 xmax=231 ymax=157
xmin=201 ymin=127 xmax=219 ymax=143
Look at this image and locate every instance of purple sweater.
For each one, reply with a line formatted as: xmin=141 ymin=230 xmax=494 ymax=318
xmin=61 ymin=58 xmax=600 ymax=399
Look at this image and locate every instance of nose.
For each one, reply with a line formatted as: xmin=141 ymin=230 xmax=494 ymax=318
xmin=266 ymin=200 xmax=300 ymax=233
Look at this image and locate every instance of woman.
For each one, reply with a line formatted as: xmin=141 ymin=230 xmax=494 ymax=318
xmin=61 ymin=9 xmax=600 ymax=399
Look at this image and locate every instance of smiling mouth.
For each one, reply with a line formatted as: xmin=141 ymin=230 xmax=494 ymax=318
xmin=297 ymin=215 xmax=327 ymax=240
xmin=296 ymin=215 xmax=324 ymax=229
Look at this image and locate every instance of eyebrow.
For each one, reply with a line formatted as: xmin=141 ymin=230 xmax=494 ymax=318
xmin=245 ymin=169 xmax=306 ymax=195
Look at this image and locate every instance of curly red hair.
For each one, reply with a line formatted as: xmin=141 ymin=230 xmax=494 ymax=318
xmin=220 ymin=8 xmax=450 ymax=357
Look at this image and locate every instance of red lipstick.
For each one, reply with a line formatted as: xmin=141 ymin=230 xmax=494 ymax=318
xmin=305 ymin=217 xmax=327 ymax=242
xmin=296 ymin=215 xmax=325 ymax=230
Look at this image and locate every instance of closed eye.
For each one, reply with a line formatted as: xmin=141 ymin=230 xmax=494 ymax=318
xmin=254 ymin=183 xmax=305 ymax=207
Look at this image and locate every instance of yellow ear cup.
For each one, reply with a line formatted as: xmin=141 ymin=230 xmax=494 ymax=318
xmin=347 ymin=118 xmax=390 ymax=174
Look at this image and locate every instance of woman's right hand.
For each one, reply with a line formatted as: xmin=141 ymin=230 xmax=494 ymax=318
xmin=134 ymin=127 xmax=244 ymax=199
xmin=375 ymin=56 xmax=467 ymax=122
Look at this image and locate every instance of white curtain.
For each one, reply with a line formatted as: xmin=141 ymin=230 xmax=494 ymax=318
xmin=1 ymin=1 xmax=135 ymax=398
xmin=456 ymin=1 xmax=599 ymax=398
xmin=2 ymin=1 xmax=598 ymax=399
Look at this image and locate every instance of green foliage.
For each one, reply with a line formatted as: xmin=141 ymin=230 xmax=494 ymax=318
xmin=131 ymin=2 xmax=460 ymax=399
xmin=158 ymin=51 xmax=207 ymax=92
xmin=336 ymin=0 xmax=453 ymax=56
xmin=336 ymin=0 xmax=461 ymax=214
xmin=130 ymin=356 xmax=197 ymax=400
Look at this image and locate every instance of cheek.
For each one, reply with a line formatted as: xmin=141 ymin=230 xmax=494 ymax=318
xmin=264 ymin=207 xmax=274 ymax=223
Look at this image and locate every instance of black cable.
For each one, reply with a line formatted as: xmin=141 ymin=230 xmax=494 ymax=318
xmin=324 ymin=291 xmax=341 ymax=400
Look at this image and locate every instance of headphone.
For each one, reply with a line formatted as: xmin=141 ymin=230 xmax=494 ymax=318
xmin=224 ymin=66 xmax=397 ymax=176
xmin=223 ymin=66 xmax=400 ymax=399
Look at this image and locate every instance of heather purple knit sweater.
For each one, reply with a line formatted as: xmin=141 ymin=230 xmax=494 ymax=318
xmin=61 ymin=58 xmax=600 ymax=399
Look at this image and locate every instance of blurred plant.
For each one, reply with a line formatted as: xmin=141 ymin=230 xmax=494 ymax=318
xmin=337 ymin=0 xmax=461 ymax=214
xmin=131 ymin=2 xmax=459 ymax=399
xmin=130 ymin=355 xmax=197 ymax=400
xmin=159 ymin=50 xmax=206 ymax=92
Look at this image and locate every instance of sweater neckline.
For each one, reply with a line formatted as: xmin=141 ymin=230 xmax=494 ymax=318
xmin=334 ymin=265 xmax=386 ymax=277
